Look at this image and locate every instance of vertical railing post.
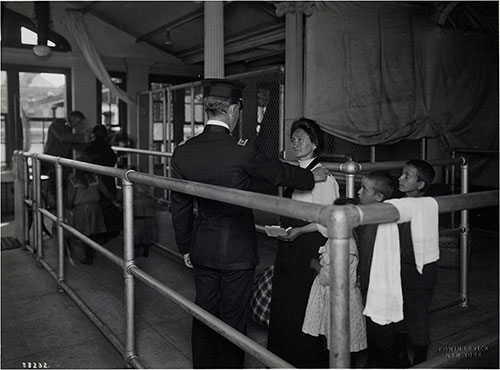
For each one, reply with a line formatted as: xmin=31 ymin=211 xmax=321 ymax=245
xmin=340 ymin=161 xmax=360 ymax=199
xmin=24 ymin=156 xmax=31 ymax=248
xmin=56 ymin=160 xmax=65 ymax=285
xmin=421 ymin=137 xmax=427 ymax=160
xmin=31 ymin=155 xmax=40 ymax=258
xmin=370 ymin=146 xmax=376 ymax=162
xmin=459 ymin=158 xmax=469 ymax=307
xmin=327 ymin=206 xmax=351 ymax=368
xmin=122 ymin=173 xmax=137 ymax=365
xmin=35 ymin=157 xmax=44 ymax=259
xmin=450 ymin=151 xmax=457 ymax=228
xmin=164 ymin=88 xmax=172 ymax=201
xmin=148 ymin=91 xmax=154 ymax=177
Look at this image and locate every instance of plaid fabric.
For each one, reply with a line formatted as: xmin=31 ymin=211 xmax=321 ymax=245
xmin=250 ymin=265 xmax=274 ymax=328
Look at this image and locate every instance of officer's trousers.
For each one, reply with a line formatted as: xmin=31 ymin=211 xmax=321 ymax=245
xmin=192 ymin=265 xmax=254 ymax=369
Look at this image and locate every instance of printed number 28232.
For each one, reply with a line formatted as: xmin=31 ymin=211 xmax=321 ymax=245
xmin=22 ymin=362 xmax=49 ymax=368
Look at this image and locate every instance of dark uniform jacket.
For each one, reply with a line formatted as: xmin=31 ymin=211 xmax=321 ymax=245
xmin=171 ymin=124 xmax=315 ymax=270
xmin=44 ymin=119 xmax=87 ymax=159
xmin=83 ymin=138 xmax=118 ymax=199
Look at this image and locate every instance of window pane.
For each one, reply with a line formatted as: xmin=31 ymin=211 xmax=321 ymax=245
xmin=21 ymin=27 xmax=37 ymax=45
xmin=19 ymin=72 xmax=67 ymax=153
xmin=1 ymin=71 xmax=7 ymax=114
xmin=1 ymin=71 xmax=7 ymax=169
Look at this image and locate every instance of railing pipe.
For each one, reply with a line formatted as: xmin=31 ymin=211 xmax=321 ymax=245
xmin=127 ymin=171 xmax=328 ymax=225
xmin=353 ymin=191 xmax=497 ymax=226
xmin=122 ymin=177 xmax=138 ymax=364
xmin=460 ymin=160 xmax=470 ymax=307
xmin=56 ymin=161 xmax=65 ymax=283
xmin=356 ymin=158 xmax=463 ymax=172
xmin=340 ymin=161 xmax=360 ymax=199
xmin=327 ymin=207 xmax=353 ymax=368
xmin=128 ymin=266 xmax=294 ymax=368
xmin=48 ymin=156 xmax=127 ymax=178
xmin=37 ymin=256 xmax=129 ymax=359
xmin=60 ymin=223 xmax=123 ymax=266
xmin=112 ymin=146 xmax=173 ymax=158
xmin=452 ymin=148 xmax=499 ymax=155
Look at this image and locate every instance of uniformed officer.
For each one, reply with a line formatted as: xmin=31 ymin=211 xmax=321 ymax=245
xmin=171 ymin=78 xmax=328 ymax=368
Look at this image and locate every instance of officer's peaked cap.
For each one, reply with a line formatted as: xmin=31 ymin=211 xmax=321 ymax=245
xmin=202 ymin=78 xmax=245 ymax=100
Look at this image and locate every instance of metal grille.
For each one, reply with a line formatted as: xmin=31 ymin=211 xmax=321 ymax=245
xmin=139 ymin=67 xmax=425 ymax=200
xmin=323 ymin=134 xmax=422 ymax=163
xmin=232 ymin=69 xmax=283 ymax=160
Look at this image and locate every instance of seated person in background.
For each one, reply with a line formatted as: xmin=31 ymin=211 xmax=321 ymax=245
xmin=83 ymin=125 xmax=118 ymax=200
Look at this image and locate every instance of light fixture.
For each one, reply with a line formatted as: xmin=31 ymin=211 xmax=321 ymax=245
xmin=33 ymin=44 xmax=51 ymax=57
xmin=32 ymin=2 xmax=52 ymax=58
xmin=164 ymin=29 xmax=172 ymax=46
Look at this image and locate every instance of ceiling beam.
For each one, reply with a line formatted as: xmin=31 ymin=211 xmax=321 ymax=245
xmin=135 ymin=4 xmax=205 ymax=43
xmin=179 ymin=27 xmax=285 ymax=64
xmin=224 ymin=47 xmax=284 ymax=64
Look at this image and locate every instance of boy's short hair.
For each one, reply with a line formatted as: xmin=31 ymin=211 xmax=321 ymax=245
xmin=406 ymin=159 xmax=435 ymax=193
xmin=334 ymin=196 xmax=359 ymax=206
xmin=364 ymin=171 xmax=395 ymax=200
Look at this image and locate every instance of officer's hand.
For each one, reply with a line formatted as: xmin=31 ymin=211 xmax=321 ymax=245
xmin=183 ymin=253 xmax=193 ymax=269
xmin=312 ymin=167 xmax=329 ymax=182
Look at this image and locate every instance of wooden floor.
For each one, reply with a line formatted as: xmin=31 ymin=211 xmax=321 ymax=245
xmin=1 ymin=211 xmax=498 ymax=369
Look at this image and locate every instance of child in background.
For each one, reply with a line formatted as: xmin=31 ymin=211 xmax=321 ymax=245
xmin=66 ymin=168 xmax=110 ymax=265
xmin=301 ymin=197 xmax=367 ymax=366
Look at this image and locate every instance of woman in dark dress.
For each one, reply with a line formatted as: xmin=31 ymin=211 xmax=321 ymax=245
xmin=267 ymin=118 xmax=340 ymax=368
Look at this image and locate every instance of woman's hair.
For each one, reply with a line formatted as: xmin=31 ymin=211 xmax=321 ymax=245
xmin=73 ymin=169 xmax=92 ymax=189
xmin=92 ymin=124 xmax=108 ymax=140
xmin=291 ymin=118 xmax=325 ymax=156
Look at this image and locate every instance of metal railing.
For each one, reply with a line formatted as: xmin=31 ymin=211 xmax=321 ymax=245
xmin=14 ymin=150 xmax=499 ymax=368
xmin=110 ymin=146 xmax=474 ymax=309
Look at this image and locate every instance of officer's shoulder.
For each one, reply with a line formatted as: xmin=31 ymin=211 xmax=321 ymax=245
xmin=176 ymin=136 xmax=196 ymax=148
xmin=236 ymin=138 xmax=249 ymax=147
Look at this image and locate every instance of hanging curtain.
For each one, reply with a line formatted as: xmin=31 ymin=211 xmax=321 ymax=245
xmin=304 ymin=2 xmax=498 ymax=150
xmin=63 ymin=10 xmax=136 ymax=106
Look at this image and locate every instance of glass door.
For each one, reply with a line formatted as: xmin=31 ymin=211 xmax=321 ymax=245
xmin=18 ymin=72 xmax=67 ymax=154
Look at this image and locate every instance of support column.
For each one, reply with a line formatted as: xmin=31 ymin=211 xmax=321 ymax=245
xmin=276 ymin=3 xmax=308 ymax=159
xmin=72 ymin=59 xmax=97 ymax=131
xmin=204 ymin=2 xmax=224 ymax=78
xmin=126 ymin=58 xmax=150 ymax=171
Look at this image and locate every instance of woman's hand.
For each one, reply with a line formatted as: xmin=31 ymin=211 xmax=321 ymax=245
xmin=183 ymin=253 xmax=193 ymax=268
xmin=277 ymin=227 xmax=301 ymax=242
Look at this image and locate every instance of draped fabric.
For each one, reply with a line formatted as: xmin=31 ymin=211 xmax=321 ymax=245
xmin=304 ymin=2 xmax=498 ymax=185
xmin=64 ymin=10 xmax=136 ymax=106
